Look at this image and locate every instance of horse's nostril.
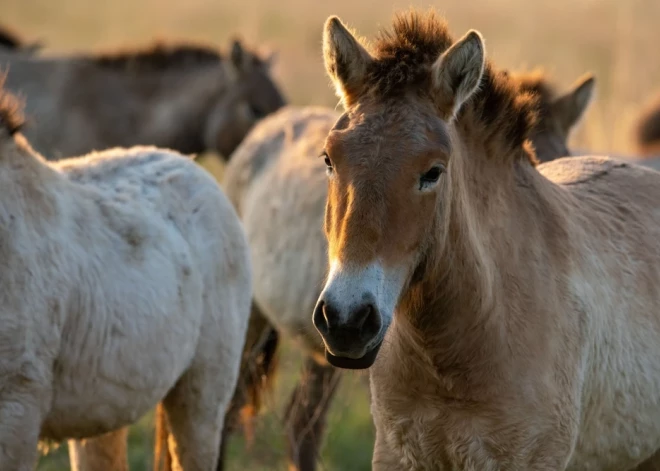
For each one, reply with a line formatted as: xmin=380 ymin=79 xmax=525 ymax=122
xmin=313 ymin=300 xmax=340 ymax=334
xmin=361 ymin=304 xmax=381 ymax=339
xmin=354 ymin=304 xmax=373 ymax=330
xmin=322 ymin=302 xmax=331 ymax=326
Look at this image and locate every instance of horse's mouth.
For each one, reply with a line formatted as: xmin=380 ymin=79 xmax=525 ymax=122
xmin=325 ymin=341 xmax=383 ymax=370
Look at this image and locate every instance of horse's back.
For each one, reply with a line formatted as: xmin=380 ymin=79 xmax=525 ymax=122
xmin=223 ymin=105 xmax=339 ymax=213
xmin=540 ymin=155 xmax=660 ymax=223
xmin=223 ymin=106 xmax=339 ymax=352
xmin=540 ymin=155 xmax=660 ymax=290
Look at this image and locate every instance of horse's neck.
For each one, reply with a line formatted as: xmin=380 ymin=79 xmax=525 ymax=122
xmin=391 ymin=154 xmax=562 ymax=399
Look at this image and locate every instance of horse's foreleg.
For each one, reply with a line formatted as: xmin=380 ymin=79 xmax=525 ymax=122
xmin=162 ymin=365 xmax=232 ymax=471
xmin=68 ymin=427 xmax=129 ymax=471
xmin=284 ymin=356 xmax=342 ymax=471
xmin=0 ymin=388 xmax=47 ymax=471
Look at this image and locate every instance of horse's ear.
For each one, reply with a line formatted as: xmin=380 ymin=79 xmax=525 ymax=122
xmin=231 ymin=39 xmax=246 ymax=69
xmin=264 ymin=50 xmax=278 ymax=68
xmin=431 ymin=30 xmax=485 ymax=119
xmin=552 ymin=73 xmax=596 ymax=133
xmin=322 ymin=16 xmax=374 ymax=108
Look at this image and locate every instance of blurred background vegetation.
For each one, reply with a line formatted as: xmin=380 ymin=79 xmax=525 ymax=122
xmin=3 ymin=0 xmax=659 ymax=469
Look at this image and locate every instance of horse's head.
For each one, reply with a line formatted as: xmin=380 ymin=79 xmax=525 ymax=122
xmin=204 ymin=39 xmax=286 ymax=159
xmin=515 ymin=70 xmax=595 ymax=163
xmin=312 ymin=11 xmax=543 ymax=369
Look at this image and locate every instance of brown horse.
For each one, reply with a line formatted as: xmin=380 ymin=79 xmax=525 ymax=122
xmin=314 ymin=9 xmax=660 ymax=470
xmin=0 ymin=38 xmax=284 ymax=160
xmin=222 ymin=67 xmax=594 ymax=470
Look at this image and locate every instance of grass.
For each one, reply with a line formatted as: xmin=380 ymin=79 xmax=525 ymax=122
xmin=3 ymin=0 xmax=659 ymax=469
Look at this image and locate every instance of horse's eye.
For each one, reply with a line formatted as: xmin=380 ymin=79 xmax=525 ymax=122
xmin=419 ymin=165 xmax=444 ymax=189
xmin=320 ymin=151 xmax=333 ymax=171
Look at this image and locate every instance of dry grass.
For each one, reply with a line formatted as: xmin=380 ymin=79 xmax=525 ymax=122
xmin=5 ymin=0 xmax=658 ymax=469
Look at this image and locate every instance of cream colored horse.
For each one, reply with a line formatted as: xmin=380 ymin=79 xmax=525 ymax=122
xmin=314 ymin=10 xmax=660 ymax=470
xmin=222 ymin=66 xmax=594 ymax=469
xmin=0 ymin=82 xmax=251 ymax=471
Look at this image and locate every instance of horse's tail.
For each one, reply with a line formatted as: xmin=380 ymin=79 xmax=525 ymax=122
xmin=153 ymin=403 xmax=172 ymax=471
xmin=636 ymin=92 xmax=660 ymax=157
xmin=226 ymin=301 xmax=281 ymax=444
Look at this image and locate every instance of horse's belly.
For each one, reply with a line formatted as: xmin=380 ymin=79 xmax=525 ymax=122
xmin=42 ymin=269 xmax=205 ymax=440
xmin=41 ymin=377 xmax=166 ymax=440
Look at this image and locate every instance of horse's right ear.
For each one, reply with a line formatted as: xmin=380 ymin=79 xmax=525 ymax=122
xmin=322 ymin=16 xmax=373 ymax=108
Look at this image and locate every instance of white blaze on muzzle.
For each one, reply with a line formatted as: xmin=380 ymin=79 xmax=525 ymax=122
xmin=313 ymin=259 xmax=407 ymax=359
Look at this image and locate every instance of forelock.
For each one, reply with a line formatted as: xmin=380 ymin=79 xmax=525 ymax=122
xmin=352 ymin=9 xmax=541 ymax=163
xmin=366 ymin=9 xmax=453 ymax=97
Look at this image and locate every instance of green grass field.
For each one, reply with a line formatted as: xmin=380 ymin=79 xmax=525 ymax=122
xmin=3 ymin=0 xmax=660 ymax=469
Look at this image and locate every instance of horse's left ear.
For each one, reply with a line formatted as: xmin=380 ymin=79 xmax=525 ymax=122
xmin=431 ymin=30 xmax=486 ymax=119
xmin=553 ymin=73 xmax=596 ymax=133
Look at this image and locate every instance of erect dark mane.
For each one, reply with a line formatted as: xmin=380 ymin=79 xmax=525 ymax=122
xmin=91 ymin=41 xmax=224 ymax=71
xmin=367 ymin=9 xmax=453 ymax=95
xmin=364 ymin=9 xmax=540 ymax=163
xmin=0 ymin=76 xmax=25 ymax=136
xmin=0 ymin=25 xmax=26 ymax=49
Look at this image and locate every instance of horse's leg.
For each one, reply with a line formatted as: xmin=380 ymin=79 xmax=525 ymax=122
xmin=0 ymin=388 xmax=48 ymax=470
xmin=162 ymin=358 xmax=237 ymax=471
xmin=284 ymin=356 xmax=342 ymax=471
xmin=215 ymin=301 xmax=281 ymax=471
xmin=68 ymin=428 xmax=129 ymax=471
